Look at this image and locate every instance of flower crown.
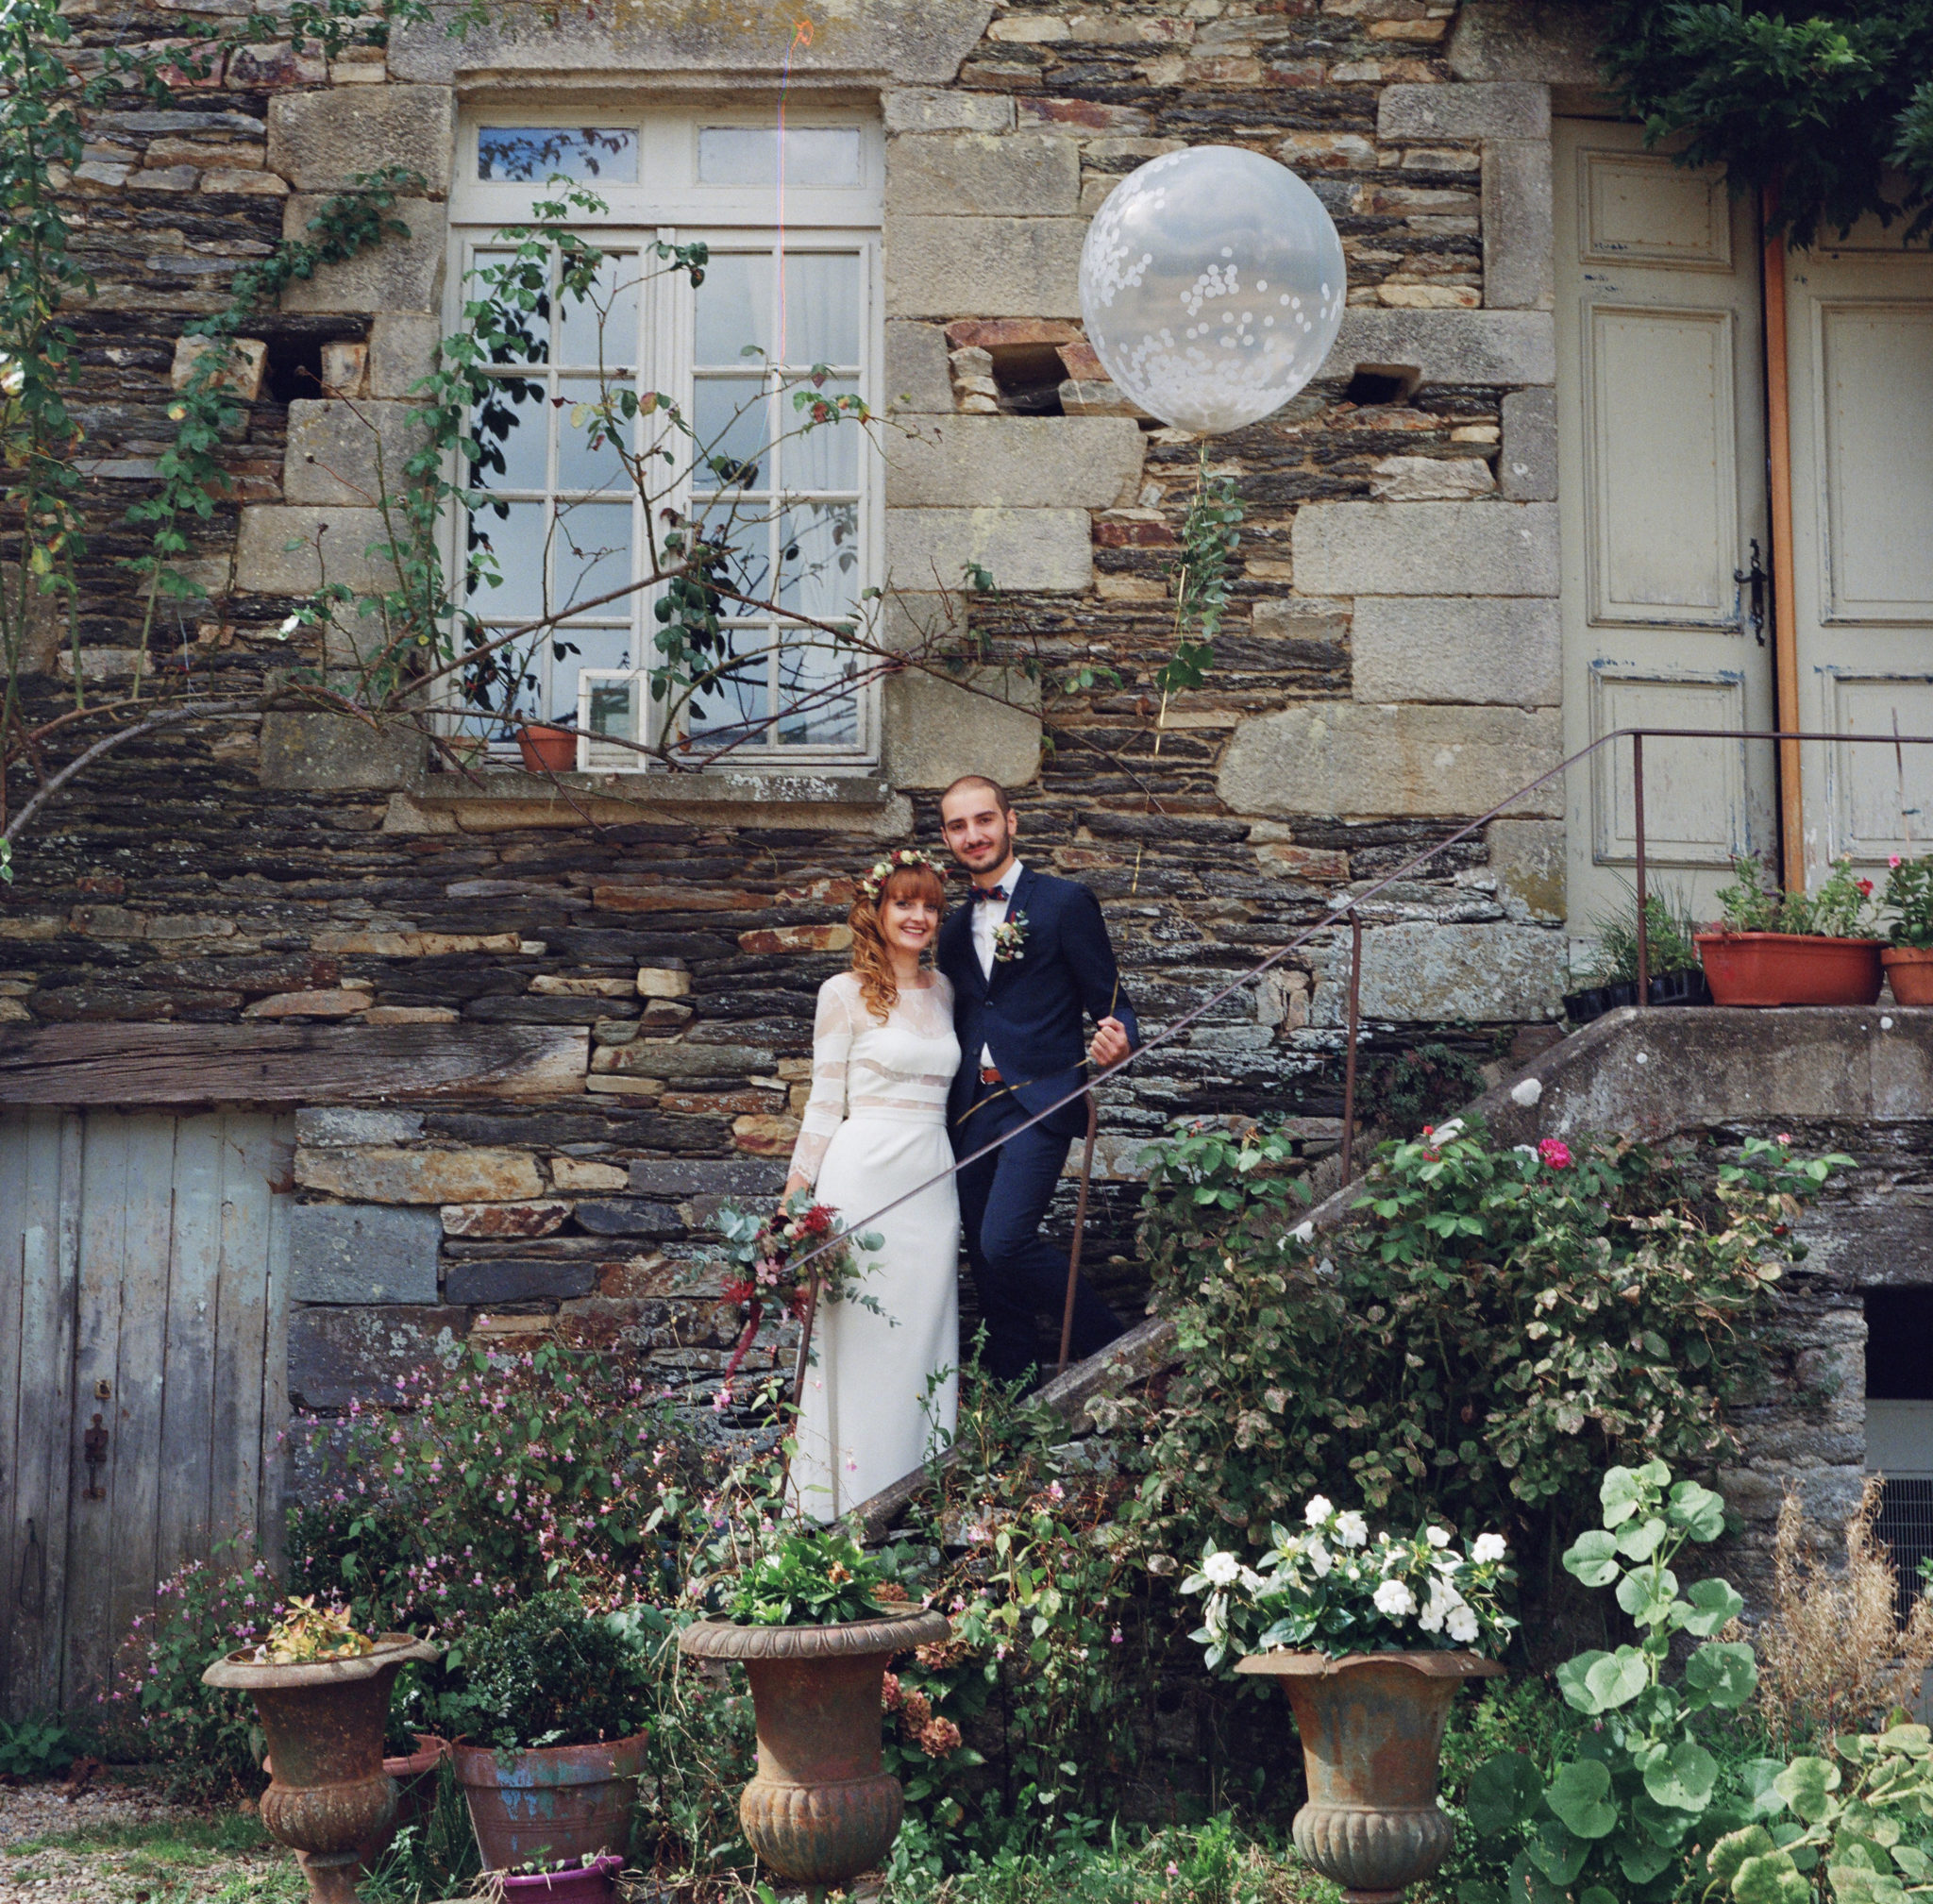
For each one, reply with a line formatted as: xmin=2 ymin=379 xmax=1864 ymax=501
xmin=858 ymin=848 xmax=949 ymax=904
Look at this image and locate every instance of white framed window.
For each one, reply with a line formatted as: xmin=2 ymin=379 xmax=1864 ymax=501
xmin=445 ymin=109 xmax=883 ymax=772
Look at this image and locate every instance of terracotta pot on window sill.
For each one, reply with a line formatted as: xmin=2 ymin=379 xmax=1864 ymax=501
xmin=1882 ymin=944 xmax=1933 ymax=1004
xmin=515 ymin=724 xmax=578 ymax=773
xmin=1695 ymin=932 xmax=1882 ymax=1007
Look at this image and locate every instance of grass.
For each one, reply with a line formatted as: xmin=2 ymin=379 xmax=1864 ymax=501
xmin=2 ymin=1808 xmax=305 ymax=1902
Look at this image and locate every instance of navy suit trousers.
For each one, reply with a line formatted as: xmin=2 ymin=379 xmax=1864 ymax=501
xmin=954 ymin=1076 xmax=1125 ymax=1384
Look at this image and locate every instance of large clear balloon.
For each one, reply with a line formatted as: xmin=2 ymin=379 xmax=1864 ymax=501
xmin=1079 ymin=145 xmax=1348 ymax=436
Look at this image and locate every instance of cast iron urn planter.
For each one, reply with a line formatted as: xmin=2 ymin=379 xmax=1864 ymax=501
xmin=204 ymin=1634 xmax=439 ymax=1904
xmin=1236 ymin=1650 xmax=1504 ymax=1903
xmin=679 ymin=1609 xmax=949 ymax=1887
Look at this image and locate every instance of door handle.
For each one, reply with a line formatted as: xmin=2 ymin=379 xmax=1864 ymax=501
xmin=1733 ymin=540 xmax=1767 ymax=645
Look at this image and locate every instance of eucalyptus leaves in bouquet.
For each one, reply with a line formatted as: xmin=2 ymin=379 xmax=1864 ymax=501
xmin=1181 ymin=1495 xmax=1517 ymax=1670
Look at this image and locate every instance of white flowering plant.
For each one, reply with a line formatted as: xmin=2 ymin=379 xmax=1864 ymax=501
xmin=1179 ymin=1495 xmax=1516 ymax=1668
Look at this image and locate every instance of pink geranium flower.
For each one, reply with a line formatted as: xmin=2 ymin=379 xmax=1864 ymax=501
xmin=1538 ymin=1137 xmax=1572 ymax=1170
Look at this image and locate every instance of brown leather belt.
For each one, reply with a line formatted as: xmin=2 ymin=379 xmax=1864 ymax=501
xmin=978 ymin=1066 xmax=1002 ymax=1086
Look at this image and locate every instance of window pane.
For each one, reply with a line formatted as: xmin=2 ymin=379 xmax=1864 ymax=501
xmin=479 ymin=126 xmax=638 ymax=184
xmin=470 ymin=249 xmax=550 ymax=364
xmin=556 ymin=250 xmax=639 ymax=370
xmin=584 ymin=676 xmax=639 ymax=743
xmin=782 ymin=254 xmax=860 ymax=367
xmin=684 ymin=626 xmax=769 ymax=742
xmin=547 ymin=625 xmax=632 ymax=728
xmin=553 ymin=501 xmax=634 ymax=616
xmin=698 ymin=505 xmax=775 ymax=610
xmin=778 ymin=501 xmax=861 ymax=625
xmin=782 ymin=379 xmax=860 ymax=491
xmin=471 ymin=376 xmax=547 ymax=493
xmin=692 ymin=379 xmax=770 ymax=493
xmin=559 ymin=379 xmax=629 ymax=493
xmin=695 ymin=254 xmax=773 ymax=366
xmin=466 ymin=500 xmax=546 ymax=619
xmin=698 ymin=126 xmax=861 ymax=188
xmin=776 ymin=635 xmax=859 ymax=747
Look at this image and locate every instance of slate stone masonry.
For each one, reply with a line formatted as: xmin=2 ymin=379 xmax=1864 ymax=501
xmin=5 ymin=0 xmax=1609 ymax=1433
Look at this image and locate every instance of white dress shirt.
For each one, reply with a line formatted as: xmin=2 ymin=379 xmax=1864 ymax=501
xmin=970 ymin=858 xmax=1021 ymax=1067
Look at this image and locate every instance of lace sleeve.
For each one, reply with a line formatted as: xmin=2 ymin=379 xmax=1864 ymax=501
xmin=787 ymin=979 xmax=855 ymax=1187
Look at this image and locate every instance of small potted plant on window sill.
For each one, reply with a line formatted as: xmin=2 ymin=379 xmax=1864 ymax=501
xmin=1183 ymin=1499 xmax=1514 ymax=1903
xmin=202 ymin=1598 xmax=439 ymax=1904
xmin=445 ymin=1589 xmax=651 ymax=1874
xmin=1879 ymin=853 xmax=1933 ymax=1003
xmin=1694 ymin=853 xmax=1883 ymax=1006
xmin=678 ymin=1519 xmax=947 ymax=1889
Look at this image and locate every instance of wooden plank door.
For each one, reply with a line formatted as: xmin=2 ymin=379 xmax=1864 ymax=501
xmin=1783 ymin=234 xmax=1933 ymax=874
xmin=1556 ymin=120 xmax=1779 ymax=938
xmin=0 ymin=1110 xmax=294 ymax=1715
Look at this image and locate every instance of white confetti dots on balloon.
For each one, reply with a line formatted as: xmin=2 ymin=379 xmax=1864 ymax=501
xmin=1079 ymin=145 xmax=1347 ymax=436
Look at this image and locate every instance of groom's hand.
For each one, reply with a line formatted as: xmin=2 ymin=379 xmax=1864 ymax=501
xmin=1089 ymin=1016 xmax=1131 ymax=1069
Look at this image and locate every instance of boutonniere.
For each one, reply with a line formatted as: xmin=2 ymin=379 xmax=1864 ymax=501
xmin=992 ymin=911 xmax=1029 ymax=964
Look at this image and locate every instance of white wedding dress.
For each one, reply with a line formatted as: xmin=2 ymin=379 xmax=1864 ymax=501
xmin=787 ymin=970 xmax=961 ymax=1521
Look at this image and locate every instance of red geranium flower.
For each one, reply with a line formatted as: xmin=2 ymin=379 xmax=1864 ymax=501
xmin=1538 ymin=1137 xmax=1572 ymax=1170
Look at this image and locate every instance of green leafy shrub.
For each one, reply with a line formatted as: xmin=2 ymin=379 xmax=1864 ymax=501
xmin=0 ymin=1711 xmax=75 ymax=1780
xmin=440 ymin=1589 xmax=656 ymax=1753
xmin=293 ymin=1337 xmax=711 ymax=1636
xmin=109 ymin=1537 xmax=271 ymax=1795
xmin=1461 ymin=1459 xmax=1761 ymax=1904
xmin=1355 ymin=1042 xmax=1489 ymax=1138
xmin=1132 ymin=1122 xmax=1845 ymax=1569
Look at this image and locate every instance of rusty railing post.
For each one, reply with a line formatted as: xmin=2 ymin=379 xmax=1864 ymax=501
xmin=1633 ymin=732 xmax=1649 ymax=1005
xmin=1340 ymin=908 xmax=1362 ymax=1188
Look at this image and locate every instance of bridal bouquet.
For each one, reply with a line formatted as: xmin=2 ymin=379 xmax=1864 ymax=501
xmin=717 ymin=1189 xmax=883 ymax=1319
xmin=1181 ymin=1494 xmax=1517 ymax=1668
xmin=711 ymin=1190 xmax=884 ymax=1393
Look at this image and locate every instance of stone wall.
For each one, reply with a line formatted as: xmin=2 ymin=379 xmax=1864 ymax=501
xmin=7 ymin=0 xmax=1603 ymax=1422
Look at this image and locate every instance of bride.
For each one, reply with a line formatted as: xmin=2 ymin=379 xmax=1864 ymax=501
xmin=783 ymin=849 xmax=961 ymax=1520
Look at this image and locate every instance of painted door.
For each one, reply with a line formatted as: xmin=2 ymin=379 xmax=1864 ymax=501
xmin=1783 ymin=232 xmax=1933 ymax=874
xmin=1556 ymin=120 xmax=1778 ymax=940
xmin=0 ymin=1110 xmax=293 ymax=1715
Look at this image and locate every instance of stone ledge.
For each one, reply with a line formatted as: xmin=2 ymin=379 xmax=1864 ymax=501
xmin=405 ymin=767 xmax=895 ymax=807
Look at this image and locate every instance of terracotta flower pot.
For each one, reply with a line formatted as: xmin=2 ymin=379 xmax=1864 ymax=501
xmin=1695 ymin=932 xmax=1883 ymax=1007
xmin=1236 ymin=1650 xmax=1504 ymax=1903
xmin=453 ymin=1734 xmax=646 ymax=1872
xmin=204 ymin=1634 xmax=440 ymax=1904
xmin=357 ymin=1732 xmax=451 ymax=1869
xmin=678 ymin=1609 xmax=949 ymax=1887
xmin=1883 ymin=945 xmax=1933 ymax=1004
xmin=515 ymin=724 xmax=578 ymax=772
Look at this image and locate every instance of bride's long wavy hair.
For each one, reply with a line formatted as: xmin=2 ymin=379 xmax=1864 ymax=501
xmin=849 ymin=862 xmax=948 ymax=1022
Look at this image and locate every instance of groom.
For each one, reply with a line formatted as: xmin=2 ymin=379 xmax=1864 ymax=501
xmin=936 ymin=774 xmax=1138 ymax=1384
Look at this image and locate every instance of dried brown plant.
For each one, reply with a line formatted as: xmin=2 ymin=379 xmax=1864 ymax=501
xmin=1755 ymin=1476 xmax=1933 ymax=1748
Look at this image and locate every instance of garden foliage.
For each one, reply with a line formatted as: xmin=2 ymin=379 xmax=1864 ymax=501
xmin=1130 ymin=1121 xmax=1839 ymax=1569
xmin=1595 ymin=0 xmax=1933 ymax=245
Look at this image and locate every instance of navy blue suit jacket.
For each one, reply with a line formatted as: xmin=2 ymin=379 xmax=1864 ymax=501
xmin=937 ymin=865 xmax=1138 ymax=1143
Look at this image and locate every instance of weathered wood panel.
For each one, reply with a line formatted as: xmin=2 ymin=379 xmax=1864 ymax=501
xmin=0 ymin=1112 xmax=80 ymax=1717
xmin=0 ymin=1025 xmax=588 ymax=1107
xmin=0 ymin=1110 xmax=293 ymax=1714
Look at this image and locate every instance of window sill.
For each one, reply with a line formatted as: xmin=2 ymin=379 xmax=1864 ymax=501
xmin=384 ymin=766 xmax=905 ymax=834
xmin=412 ymin=767 xmax=895 ymax=807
